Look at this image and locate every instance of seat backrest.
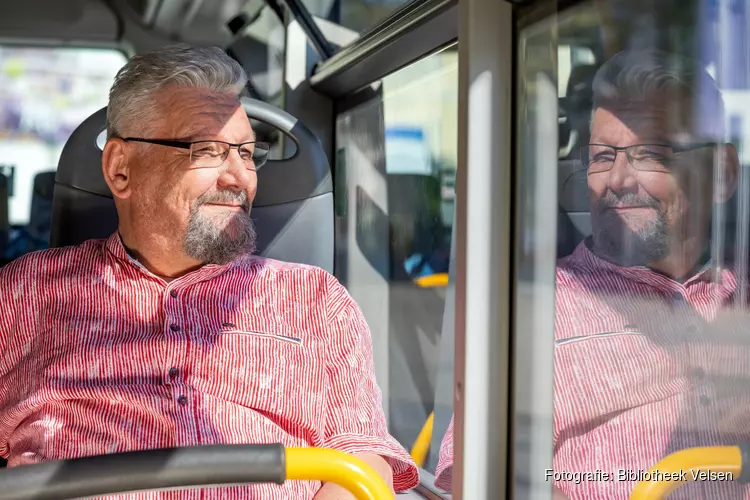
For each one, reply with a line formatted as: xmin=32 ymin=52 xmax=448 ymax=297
xmin=557 ymin=64 xmax=597 ymax=256
xmin=557 ymin=158 xmax=591 ymax=257
xmin=49 ymin=98 xmax=334 ymax=273
xmin=27 ymin=170 xmax=56 ymax=243
xmin=0 ymin=173 xmax=8 ymax=258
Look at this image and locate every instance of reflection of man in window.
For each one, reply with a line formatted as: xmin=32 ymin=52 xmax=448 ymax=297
xmin=553 ymin=49 xmax=746 ymax=499
xmin=436 ymin=49 xmax=750 ymax=499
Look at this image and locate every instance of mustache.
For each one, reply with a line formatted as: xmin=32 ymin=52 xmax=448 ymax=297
xmin=594 ymin=192 xmax=661 ymax=211
xmin=195 ymin=190 xmax=252 ymax=212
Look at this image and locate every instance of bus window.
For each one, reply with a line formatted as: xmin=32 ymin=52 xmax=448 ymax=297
xmin=515 ymin=0 xmax=750 ymax=498
xmin=334 ymin=44 xmax=457 ymax=490
xmin=0 ymin=47 xmax=126 ymax=265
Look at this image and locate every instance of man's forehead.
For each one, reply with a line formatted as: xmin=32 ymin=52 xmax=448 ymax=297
xmin=591 ymin=104 xmax=697 ymax=143
xmin=156 ymin=87 xmax=254 ymax=141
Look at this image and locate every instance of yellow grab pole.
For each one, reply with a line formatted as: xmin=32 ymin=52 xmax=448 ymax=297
xmin=629 ymin=446 xmax=742 ymax=500
xmin=285 ymin=448 xmax=394 ymax=500
xmin=410 ymin=412 xmax=434 ymax=467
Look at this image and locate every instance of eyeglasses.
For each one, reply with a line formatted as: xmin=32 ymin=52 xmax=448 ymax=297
xmin=581 ymin=142 xmax=717 ymax=173
xmin=122 ymin=138 xmax=270 ymax=170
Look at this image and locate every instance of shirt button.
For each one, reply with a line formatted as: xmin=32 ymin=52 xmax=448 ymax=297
xmin=177 ymin=395 xmax=188 ymax=406
xmin=169 ymin=290 xmax=178 ymax=298
xmin=692 ymin=367 xmax=705 ymax=379
xmin=170 ymin=323 xmax=180 ymax=332
xmin=686 ymin=324 xmax=699 ymax=335
xmin=700 ymin=395 xmax=711 ymax=406
xmin=169 ymin=367 xmax=179 ymax=378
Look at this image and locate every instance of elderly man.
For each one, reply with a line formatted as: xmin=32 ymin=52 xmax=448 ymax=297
xmin=0 ymin=45 xmax=418 ymax=499
xmin=435 ymin=49 xmax=750 ymax=499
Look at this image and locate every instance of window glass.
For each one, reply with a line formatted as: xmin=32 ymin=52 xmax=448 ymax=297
xmin=303 ymin=0 xmax=413 ymax=40
xmin=0 ymin=47 xmax=126 ymax=265
xmin=515 ymin=0 xmax=750 ymax=499
xmin=334 ymin=45 xmax=457 ymax=489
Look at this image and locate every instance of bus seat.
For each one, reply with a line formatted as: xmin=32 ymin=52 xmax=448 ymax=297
xmin=27 ymin=171 xmax=56 ymax=246
xmin=562 ymin=64 xmax=596 ymax=154
xmin=49 ymin=98 xmax=334 ymax=273
xmin=0 ymin=173 xmax=8 ymax=260
xmin=556 ymin=63 xmax=596 ymax=257
xmin=557 ymin=155 xmax=591 ymax=258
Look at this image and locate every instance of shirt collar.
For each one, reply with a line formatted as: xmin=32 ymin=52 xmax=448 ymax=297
xmin=570 ymin=236 xmax=716 ymax=286
xmin=103 ymin=231 xmax=249 ymax=283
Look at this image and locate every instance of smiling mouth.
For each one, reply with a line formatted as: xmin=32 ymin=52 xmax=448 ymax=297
xmin=205 ymin=203 xmax=243 ymax=209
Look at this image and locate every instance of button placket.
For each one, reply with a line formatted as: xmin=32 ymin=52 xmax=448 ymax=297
xmin=163 ymin=285 xmax=188 ymax=398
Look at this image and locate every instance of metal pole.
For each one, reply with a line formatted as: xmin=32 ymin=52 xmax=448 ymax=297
xmin=277 ymin=0 xmax=336 ymax=60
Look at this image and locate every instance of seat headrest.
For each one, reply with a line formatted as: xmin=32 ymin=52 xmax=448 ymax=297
xmin=55 ymin=98 xmax=332 ymax=207
xmin=565 ymin=64 xmax=597 ymax=107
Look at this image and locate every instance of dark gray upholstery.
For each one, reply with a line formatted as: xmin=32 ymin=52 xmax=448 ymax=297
xmin=50 ymin=98 xmax=334 ymax=273
xmin=557 ymin=158 xmax=591 ymax=257
xmin=28 ymin=171 xmax=56 ymax=244
xmin=557 ymin=65 xmax=597 ymax=257
xmin=0 ymin=173 xmax=8 ymax=259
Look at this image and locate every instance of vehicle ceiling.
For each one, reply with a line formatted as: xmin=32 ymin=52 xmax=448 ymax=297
xmin=0 ymin=0 xmax=261 ymax=53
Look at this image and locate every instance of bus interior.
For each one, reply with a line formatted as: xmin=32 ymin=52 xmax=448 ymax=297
xmin=2 ymin=0 xmax=750 ymax=499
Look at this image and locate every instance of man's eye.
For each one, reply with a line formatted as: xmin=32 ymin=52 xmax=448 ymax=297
xmin=591 ymin=153 xmax=614 ymax=163
xmin=635 ymin=152 xmax=667 ymax=161
xmin=193 ymin=145 xmax=222 ymax=157
xmin=633 ymin=147 xmax=672 ymax=162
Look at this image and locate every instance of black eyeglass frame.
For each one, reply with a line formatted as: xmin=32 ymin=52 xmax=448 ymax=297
xmin=580 ymin=142 xmax=719 ymax=172
xmin=121 ymin=137 xmax=271 ymax=169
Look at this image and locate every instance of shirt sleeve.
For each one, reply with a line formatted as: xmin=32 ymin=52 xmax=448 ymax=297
xmin=0 ymin=258 xmax=21 ymax=364
xmin=434 ymin=414 xmax=454 ymax=491
xmin=323 ymin=275 xmax=419 ymax=492
xmin=0 ymin=257 xmax=28 ymax=457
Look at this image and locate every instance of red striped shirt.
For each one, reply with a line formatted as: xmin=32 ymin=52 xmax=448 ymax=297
xmin=434 ymin=415 xmax=453 ymax=491
xmin=436 ymin=241 xmax=750 ymax=499
xmin=0 ymin=232 xmax=418 ymax=499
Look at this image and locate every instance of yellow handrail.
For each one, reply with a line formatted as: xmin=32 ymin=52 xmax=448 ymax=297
xmin=629 ymin=446 xmax=742 ymax=500
xmin=286 ymin=448 xmax=394 ymax=500
xmin=410 ymin=412 xmax=434 ymax=467
xmin=413 ymin=273 xmax=449 ymax=288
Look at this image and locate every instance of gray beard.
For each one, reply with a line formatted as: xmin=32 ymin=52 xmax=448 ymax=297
xmin=182 ymin=191 xmax=257 ymax=265
xmin=591 ymin=192 xmax=672 ymax=266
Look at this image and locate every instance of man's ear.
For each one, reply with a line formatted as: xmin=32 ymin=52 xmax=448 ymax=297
xmin=714 ymin=142 xmax=739 ymax=204
xmin=102 ymin=138 xmax=133 ymax=200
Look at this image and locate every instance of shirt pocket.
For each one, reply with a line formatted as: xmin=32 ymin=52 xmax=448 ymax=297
xmin=192 ymin=319 xmax=326 ymax=415
xmin=218 ymin=322 xmax=304 ymax=346
xmin=554 ymin=330 xmax=688 ymax=435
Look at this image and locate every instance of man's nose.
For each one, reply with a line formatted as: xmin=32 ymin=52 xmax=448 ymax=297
xmin=218 ymin=149 xmax=257 ymax=190
xmin=606 ymin=150 xmax=639 ymax=193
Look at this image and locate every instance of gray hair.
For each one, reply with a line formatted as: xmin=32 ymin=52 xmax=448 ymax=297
xmin=106 ymin=45 xmax=248 ymax=139
xmin=592 ymin=49 xmax=725 ymax=140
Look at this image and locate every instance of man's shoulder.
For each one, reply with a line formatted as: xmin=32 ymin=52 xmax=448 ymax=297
xmin=554 ymin=246 xmax=625 ymax=302
xmin=1 ymin=239 xmax=106 ymax=279
xmin=232 ymin=256 xmax=352 ymax=314
xmin=235 ymin=255 xmax=332 ymax=278
xmin=233 ymin=255 xmax=341 ymax=290
xmin=555 ymin=251 xmax=591 ymax=282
